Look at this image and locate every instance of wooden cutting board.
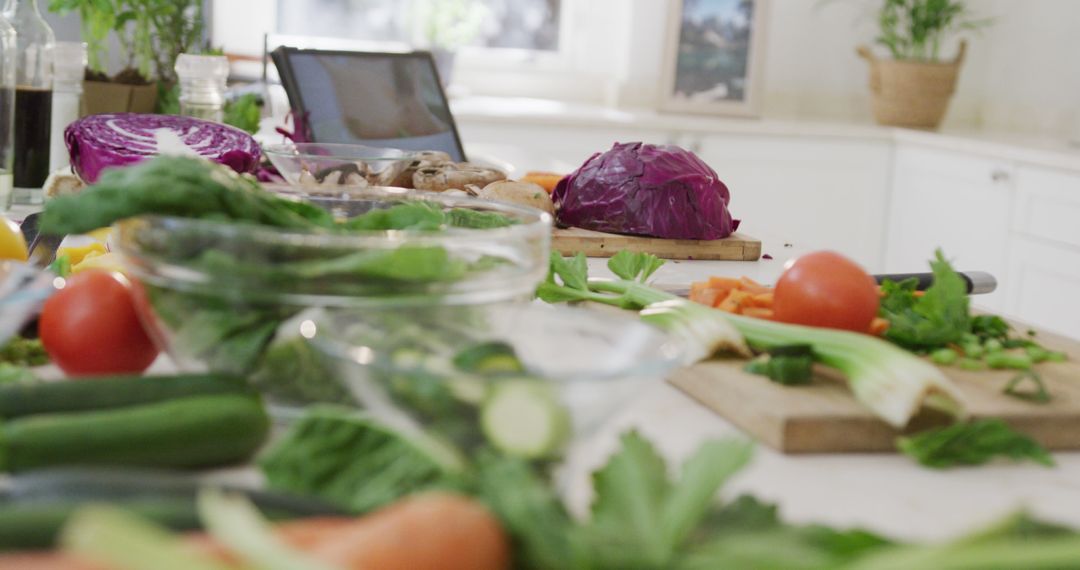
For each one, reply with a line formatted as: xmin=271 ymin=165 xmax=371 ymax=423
xmin=552 ymin=227 xmax=761 ymax=261
xmin=668 ymin=327 xmax=1080 ymax=453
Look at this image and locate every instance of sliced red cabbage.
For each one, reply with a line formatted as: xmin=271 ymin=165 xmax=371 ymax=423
xmin=65 ymin=113 xmax=261 ymax=183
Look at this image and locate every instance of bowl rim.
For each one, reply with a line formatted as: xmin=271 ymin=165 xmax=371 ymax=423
xmin=263 ymin=142 xmax=418 ymax=162
xmin=112 ymin=188 xmax=553 ymax=248
xmin=310 ymin=303 xmax=688 ymax=384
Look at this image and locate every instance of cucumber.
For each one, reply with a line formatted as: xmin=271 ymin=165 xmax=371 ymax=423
xmin=0 ymin=373 xmax=252 ymax=420
xmin=0 ymin=499 xmax=200 ymax=550
xmin=480 ymin=379 xmax=570 ymax=459
xmin=0 ymin=394 xmax=270 ymax=473
xmin=453 ymin=341 xmax=525 ymax=375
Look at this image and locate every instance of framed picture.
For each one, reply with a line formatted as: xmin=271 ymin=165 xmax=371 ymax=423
xmin=660 ymin=0 xmax=768 ymax=117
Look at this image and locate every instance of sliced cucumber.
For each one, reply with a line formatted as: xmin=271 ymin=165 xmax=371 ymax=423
xmin=481 ymin=379 xmax=570 ymax=459
xmin=453 ymin=341 xmax=525 ymax=375
xmin=447 ymin=377 xmax=488 ymax=405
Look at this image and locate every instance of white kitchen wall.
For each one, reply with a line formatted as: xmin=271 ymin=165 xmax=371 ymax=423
xmin=49 ymin=0 xmax=1078 ymax=138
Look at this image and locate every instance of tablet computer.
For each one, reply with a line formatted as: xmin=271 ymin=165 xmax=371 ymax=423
xmin=272 ymin=46 xmax=467 ymax=162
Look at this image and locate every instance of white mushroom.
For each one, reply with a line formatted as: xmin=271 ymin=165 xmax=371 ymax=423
xmin=478 ymin=180 xmax=554 ymax=215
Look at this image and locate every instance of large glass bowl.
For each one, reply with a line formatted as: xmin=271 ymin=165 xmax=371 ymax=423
xmin=114 ymin=190 xmax=553 ymax=394
xmin=263 ymin=143 xmax=416 ymax=187
xmin=307 ymin=302 xmax=685 ymax=453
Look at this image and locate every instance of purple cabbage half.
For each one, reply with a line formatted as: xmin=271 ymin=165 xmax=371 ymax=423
xmin=66 ymin=113 xmax=262 ymax=183
xmin=553 ymin=142 xmax=739 ymax=240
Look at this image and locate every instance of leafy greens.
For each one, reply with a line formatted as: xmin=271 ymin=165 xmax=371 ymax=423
xmin=897 ymin=419 xmax=1054 ymax=469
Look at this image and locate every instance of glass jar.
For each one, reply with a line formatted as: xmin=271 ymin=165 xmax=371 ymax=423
xmin=3 ymin=0 xmax=54 ymax=205
xmin=174 ymin=54 xmax=229 ymax=123
xmin=48 ymin=41 xmax=84 ymax=172
xmin=0 ymin=17 xmax=14 ymax=210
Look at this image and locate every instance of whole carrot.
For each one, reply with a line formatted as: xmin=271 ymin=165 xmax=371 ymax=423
xmin=297 ymin=493 xmax=511 ymax=570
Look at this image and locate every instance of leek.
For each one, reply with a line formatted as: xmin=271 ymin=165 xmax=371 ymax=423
xmin=541 ymin=254 xmax=967 ymax=428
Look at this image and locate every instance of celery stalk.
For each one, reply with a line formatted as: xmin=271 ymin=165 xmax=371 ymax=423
xmin=586 ymin=278 xmax=966 ymax=428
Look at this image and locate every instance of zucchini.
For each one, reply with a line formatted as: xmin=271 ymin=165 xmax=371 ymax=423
xmin=480 ymin=379 xmax=570 ymax=459
xmin=0 ymin=394 xmax=270 ymax=473
xmin=0 ymin=373 xmax=252 ymax=420
xmin=0 ymin=499 xmax=199 ymax=550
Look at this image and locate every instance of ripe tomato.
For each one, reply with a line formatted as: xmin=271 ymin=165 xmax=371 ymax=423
xmin=772 ymin=251 xmax=879 ymax=333
xmin=40 ymin=270 xmax=160 ymax=376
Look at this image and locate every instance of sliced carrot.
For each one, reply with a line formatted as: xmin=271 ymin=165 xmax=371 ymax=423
xmin=690 ymin=287 xmax=723 ymax=308
xmin=738 ymin=276 xmax=770 ymax=294
xmin=749 ymin=292 xmax=774 ymax=308
xmin=717 ymin=289 xmax=753 ymax=313
xmin=869 ymin=317 xmax=890 ymax=336
xmin=707 ymin=276 xmax=743 ymax=290
xmin=742 ymin=307 xmax=775 ymax=319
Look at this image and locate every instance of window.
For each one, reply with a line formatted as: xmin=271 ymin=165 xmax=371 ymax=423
xmin=275 ymin=0 xmax=562 ymax=52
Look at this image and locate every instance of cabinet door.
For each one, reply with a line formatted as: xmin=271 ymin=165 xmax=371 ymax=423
xmin=1006 ymin=237 xmax=1080 ymax=339
xmin=884 ymin=145 xmax=1014 ymax=311
xmin=695 ymin=134 xmax=893 ymax=270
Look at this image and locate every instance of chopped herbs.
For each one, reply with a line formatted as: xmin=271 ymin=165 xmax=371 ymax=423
xmin=897 ymin=419 xmax=1054 ymax=469
xmin=744 ymin=345 xmax=815 ymax=386
xmin=0 ymin=337 xmax=49 ymax=367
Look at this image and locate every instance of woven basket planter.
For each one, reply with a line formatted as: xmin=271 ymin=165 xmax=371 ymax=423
xmin=858 ymin=41 xmax=967 ymax=130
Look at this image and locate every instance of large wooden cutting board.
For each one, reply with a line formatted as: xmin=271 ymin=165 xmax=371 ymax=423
xmin=669 ymin=327 xmax=1080 ymax=453
xmin=552 ymin=227 xmax=761 ymax=261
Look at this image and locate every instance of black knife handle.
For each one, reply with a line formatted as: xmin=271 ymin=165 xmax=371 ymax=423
xmin=872 ymin=271 xmax=997 ymax=295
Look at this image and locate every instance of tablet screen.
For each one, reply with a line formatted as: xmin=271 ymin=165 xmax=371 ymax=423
xmin=278 ymin=50 xmax=466 ymax=161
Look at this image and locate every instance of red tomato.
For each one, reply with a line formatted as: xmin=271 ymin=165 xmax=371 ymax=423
xmin=40 ymin=270 xmax=160 ymax=376
xmin=772 ymin=251 xmax=879 ymax=333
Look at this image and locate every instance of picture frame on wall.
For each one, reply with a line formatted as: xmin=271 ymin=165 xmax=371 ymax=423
xmin=660 ymin=0 xmax=769 ymax=117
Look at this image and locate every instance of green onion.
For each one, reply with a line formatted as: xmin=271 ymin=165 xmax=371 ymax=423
xmin=985 ymin=351 xmax=1033 ymax=370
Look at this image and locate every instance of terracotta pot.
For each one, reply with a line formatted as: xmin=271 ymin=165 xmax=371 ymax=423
xmin=81 ymin=80 xmax=158 ymax=116
xmin=858 ymin=41 xmax=966 ymax=130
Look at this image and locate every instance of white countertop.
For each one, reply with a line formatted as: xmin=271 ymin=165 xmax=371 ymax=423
xmin=451 ymin=96 xmax=1080 ymax=174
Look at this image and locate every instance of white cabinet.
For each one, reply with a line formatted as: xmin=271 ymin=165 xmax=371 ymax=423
xmin=1006 ymin=238 xmax=1080 ymax=339
xmin=694 ymin=134 xmax=893 ymax=271
xmin=884 ymin=145 xmax=1015 ymax=311
xmin=1004 ymin=166 xmax=1080 ymax=337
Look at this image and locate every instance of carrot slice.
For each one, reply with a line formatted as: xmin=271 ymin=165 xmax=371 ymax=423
xmin=738 ymin=276 xmax=770 ymax=294
xmin=707 ymin=276 xmax=743 ymax=290
xmin=869 ymin=317 xmax=890 ymax=336
xmin=749 ymin=292 xmax=775 ymax=308
xmin=742 ymin=307 xmax=775 ymax=320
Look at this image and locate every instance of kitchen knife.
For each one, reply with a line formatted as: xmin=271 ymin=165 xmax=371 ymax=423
xmin=656 ymin=271 xmax=997 ymax=297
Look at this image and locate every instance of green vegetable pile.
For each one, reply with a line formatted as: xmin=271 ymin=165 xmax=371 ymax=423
xmin=878 ymin=250 xmax=1066 ymax=404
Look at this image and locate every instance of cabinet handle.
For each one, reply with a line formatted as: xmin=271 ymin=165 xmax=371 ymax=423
xmin=991 ymin=169 xmax=1011 ymax=183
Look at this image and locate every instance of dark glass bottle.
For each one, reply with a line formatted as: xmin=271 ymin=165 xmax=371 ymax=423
xmin=3 ymin=0 xmax=54 ymax=205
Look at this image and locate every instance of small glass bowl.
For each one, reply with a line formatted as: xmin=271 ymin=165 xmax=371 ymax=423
xmin=263 ymin=143 xmax=416 ymax=187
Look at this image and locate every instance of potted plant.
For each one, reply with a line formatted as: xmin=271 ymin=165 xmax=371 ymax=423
xmin=416 ymin=0 xmax=488 ymax=86
xmin=48 ymin=0 xmax=206 ymax=114
xmin=857 ymin=0 xmax=991 ymax=130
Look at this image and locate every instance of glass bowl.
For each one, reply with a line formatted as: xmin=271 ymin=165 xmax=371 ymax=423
xmin=113 ymin=190 xmax=552 ymax=387
xmin=263 ymin=143 xmax=416 ymax=187
xmin=307 ymin=302 xmax=685 ymax=455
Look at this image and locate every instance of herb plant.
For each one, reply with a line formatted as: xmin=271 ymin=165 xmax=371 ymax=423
xmin=875 ymin=0 xmax=991 ymax=61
